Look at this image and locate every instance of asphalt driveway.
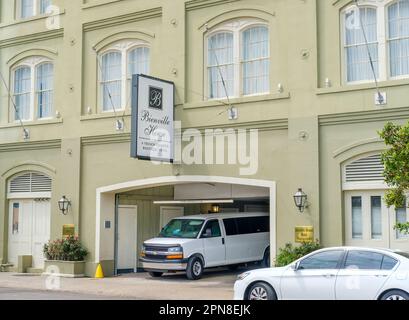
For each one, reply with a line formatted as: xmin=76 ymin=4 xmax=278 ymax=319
xmin=0 ymin=266 xmax=256 ymax=300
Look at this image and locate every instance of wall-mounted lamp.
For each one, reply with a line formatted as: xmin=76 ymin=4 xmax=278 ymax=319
xmin=293 ymin=188 xmax=308 ymax=213
xmin=58 ymin=196 xmax=71 ymax=215
xmin=211 ymin=204 xmax=220 ymax=213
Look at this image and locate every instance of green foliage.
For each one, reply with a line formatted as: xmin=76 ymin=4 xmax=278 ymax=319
xmin=275 ymin=241 xmax=321 ymax=267
xmin=43 ymin=236 xmax=89 ymax=261
xmin=379 ymin=122 xmax=409 ymax=234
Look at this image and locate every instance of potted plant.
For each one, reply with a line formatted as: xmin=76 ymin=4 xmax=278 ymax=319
xmin=43 ymin=236 xmax=89 ymax=278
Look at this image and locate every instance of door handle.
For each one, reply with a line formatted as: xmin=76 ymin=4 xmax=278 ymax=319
xmin=323 ymin=274 xmax=336 ymax=278
xmin=222 ymin=238 xmax=225 ymax=245
xmin=375 ymin=274 xmax=388 ymax=278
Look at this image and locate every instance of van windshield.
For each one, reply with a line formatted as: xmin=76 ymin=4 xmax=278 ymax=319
xmin=159 ymin=219 xmax=204 ymax=239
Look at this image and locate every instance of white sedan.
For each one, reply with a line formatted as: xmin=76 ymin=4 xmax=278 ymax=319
xmin=234 ymin=247 xmax=409 ymax=300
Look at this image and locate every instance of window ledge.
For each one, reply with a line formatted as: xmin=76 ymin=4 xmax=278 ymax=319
xmin=182 ymin=92 xmax=290 ymax=110
xmin=0 ymin=10 xmax=66 ymax=28
xmin=0 ymin=118 xmax=63 ymax=129
xmin=317 ymin=78 xmax=409 ymax=95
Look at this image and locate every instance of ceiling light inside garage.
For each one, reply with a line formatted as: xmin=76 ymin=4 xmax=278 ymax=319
xmin=153 ymin=200 xmax=234 ymax=205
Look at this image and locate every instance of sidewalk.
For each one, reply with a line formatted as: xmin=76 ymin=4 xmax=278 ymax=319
xmin=0 ymin=269 xmax=237 ymax=300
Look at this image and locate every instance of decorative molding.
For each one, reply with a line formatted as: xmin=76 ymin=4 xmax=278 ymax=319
xmin=186 ymin=0 xmax=241 ymax=11
xmin=184 ymin=118 xmax=288 ymax=133
xmin=333 ymin=137 xmax=384 ymax=158
xmin=93 ymin=30 xmax=154 ymax=52
xmin=319 ymin=107 xmax=409 ymax=126
xmin=83 ymin=7 xmax=162 ymax=32
xmin=6 ymin=48 xmax=58 ymax=66
xmin=0 ymin=139 xmax=61 ymax=153
xmin=1 ymin=161 xmax=57 ymax=178
xmin=82 ymin=118 xmax=288 ymax=147
xmin=81 ymin=133 xmax=131 ymax=146
xmin=198 ymin=8 xmax=275 ymax=31
xmin=0 ymin=29 xmax=64 ymax=49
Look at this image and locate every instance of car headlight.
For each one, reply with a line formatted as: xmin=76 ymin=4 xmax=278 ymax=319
xmin=237 ymin=272 xmax=251 ymax=281
xmin=168 ymin=247 xmax=183 ymax=253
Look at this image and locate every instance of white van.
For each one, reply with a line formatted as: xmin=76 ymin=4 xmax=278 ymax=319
xmin=141 ymin=212 xmax=270 ymax=280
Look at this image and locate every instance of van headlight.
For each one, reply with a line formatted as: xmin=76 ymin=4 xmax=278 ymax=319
xmin=168 ymin=247 xmax=183 ymax=253
xmin=140 ymin=245 xmax=146 ymax=257
xmin=237 ymin=272 xmax=251 ymax=281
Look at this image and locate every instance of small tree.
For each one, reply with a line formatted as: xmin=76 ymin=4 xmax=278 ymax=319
xmin=379 ymin=122 xmax=409 ymax=234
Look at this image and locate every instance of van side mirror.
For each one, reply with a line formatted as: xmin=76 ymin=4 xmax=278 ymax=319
xmin=202 ymin=228 xmax=212 ymax=238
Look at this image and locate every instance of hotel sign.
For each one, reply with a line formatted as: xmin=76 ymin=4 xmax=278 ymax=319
xmin=131 ymin=74 xmax=175 ymax=162
xmin=295 ymin=226 xmax=314 ymax=243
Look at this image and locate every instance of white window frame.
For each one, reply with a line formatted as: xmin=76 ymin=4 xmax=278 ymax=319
xmin=17 ymin=0 xmax=51 ymax=19
xmin=204 ymin=19 xmax=270 ymax=100
xmin=341 ymin=0 xmax=409 ymax=85
xmin=98 ymin=40 xmax=150 ymax=112
xmin=11 ymin=57 xmax=54 ymax=122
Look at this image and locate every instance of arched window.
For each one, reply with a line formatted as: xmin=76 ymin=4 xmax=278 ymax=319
xmin=101 ymin=51 xmax=122 ymax=111
xmin=14 ymin=66 xmax=32 ymax=121
xmin=36 ymin=62 xmax=53 ymax=119
xmin=12 ymin=57 xmax=54 ymax=122
xmin=388 ymin=0 xmax=409 ymax=77
xmin=99 ymin=41 xmax=150 ymax=112
xmin=242 ymin=26 xmax=270 ymax=95
xmin=206 ymin=19 xmax=270 ymax=100
xmin=208 ymin=32 xmax=234 ymax=99
xmin=344 ymin=7 xmax=378 ymax=82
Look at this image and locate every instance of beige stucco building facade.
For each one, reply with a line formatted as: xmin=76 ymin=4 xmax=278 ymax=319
xmin=0 ymin=0 xmax=409 ymax=277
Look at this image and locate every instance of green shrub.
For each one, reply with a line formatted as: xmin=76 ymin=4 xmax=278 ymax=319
xmin=43 ymin=236 xmax=88 ymax=262
xmin=275 ymin=241 xmax=321 ymax=267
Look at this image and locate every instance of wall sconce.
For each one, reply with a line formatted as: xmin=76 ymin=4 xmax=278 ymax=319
xmin=58 ymin=196 xmax=71 ymax=215
xmin=211 ymin=204 xmax=220 ymax=213
xmin=293 ymin=188 xmax=308 ymax=213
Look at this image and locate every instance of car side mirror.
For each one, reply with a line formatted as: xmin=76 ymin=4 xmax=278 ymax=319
xmin=290 ymin=262 xmax=299 ymax=271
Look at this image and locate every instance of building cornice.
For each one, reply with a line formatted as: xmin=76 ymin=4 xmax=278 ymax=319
xmin=82 ymin=118 xmax=288 ymax=146
xmin=82 ymin=133 xmax=131 ymax=146
xmin=83 ymin=7 xmax=162 ymax=32
xmin=186 ymin=0 xmax=241 ymax=11
xmin=319 ymin=107 xmax=409 ymax=126
xmin=0 ymin=139 xmax=61 ymax=153
xmin=0 ymin=29 xmax=64 ymax=49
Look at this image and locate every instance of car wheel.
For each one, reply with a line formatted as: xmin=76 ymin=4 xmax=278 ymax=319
xmin=261 ymin=248 xmax=271 ymax=268
xmin=247 ymin=282 xmax=277 ymax=301
xmin=148 ymin=272 xmax=163 ymax=278
xmin=186 ymin=257 xmax=203 ymax=280
xmin=381 ymin=290 xmax=409 ymax=300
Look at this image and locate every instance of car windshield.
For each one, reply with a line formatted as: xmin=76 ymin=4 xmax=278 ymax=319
xmin=395 ymin=251 xmax=409 ymax=260
xmin=159 ymin=219 xmax=204 ymax=239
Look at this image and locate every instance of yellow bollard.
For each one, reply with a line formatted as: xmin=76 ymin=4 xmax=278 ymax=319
xmin=94 ymin=263 xmax=104 ymax=279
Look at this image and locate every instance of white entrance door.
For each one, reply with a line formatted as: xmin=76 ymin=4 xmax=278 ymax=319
xmin=160 ymin=207 xmax=184 ymax=231
xmin=8 ymin=199 xmax=50 ymax=269
xmin=345 ymin=191 xmax=409 ymax=249
xmin=31 ymin=200 xmax=51 ymax=268
xmin=117 ymin=206 xmax=137 ymax=272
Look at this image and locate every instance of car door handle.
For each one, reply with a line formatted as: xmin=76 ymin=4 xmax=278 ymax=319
xmin=222 ymin=238 xmax=225 ymax=245
xmin=323 ymin=274 xmax=336 ymax=278
xmin=375 ymin=274 xmax=388 ymax=278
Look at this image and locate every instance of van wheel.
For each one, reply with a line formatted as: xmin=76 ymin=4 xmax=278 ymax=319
xmin=261 ymin=248 xmax=271 ymax=268
xmin=148 ymin=272 xmax=163 ymax=278
xmin=186 ymin=257 xmax=203 ymax=280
